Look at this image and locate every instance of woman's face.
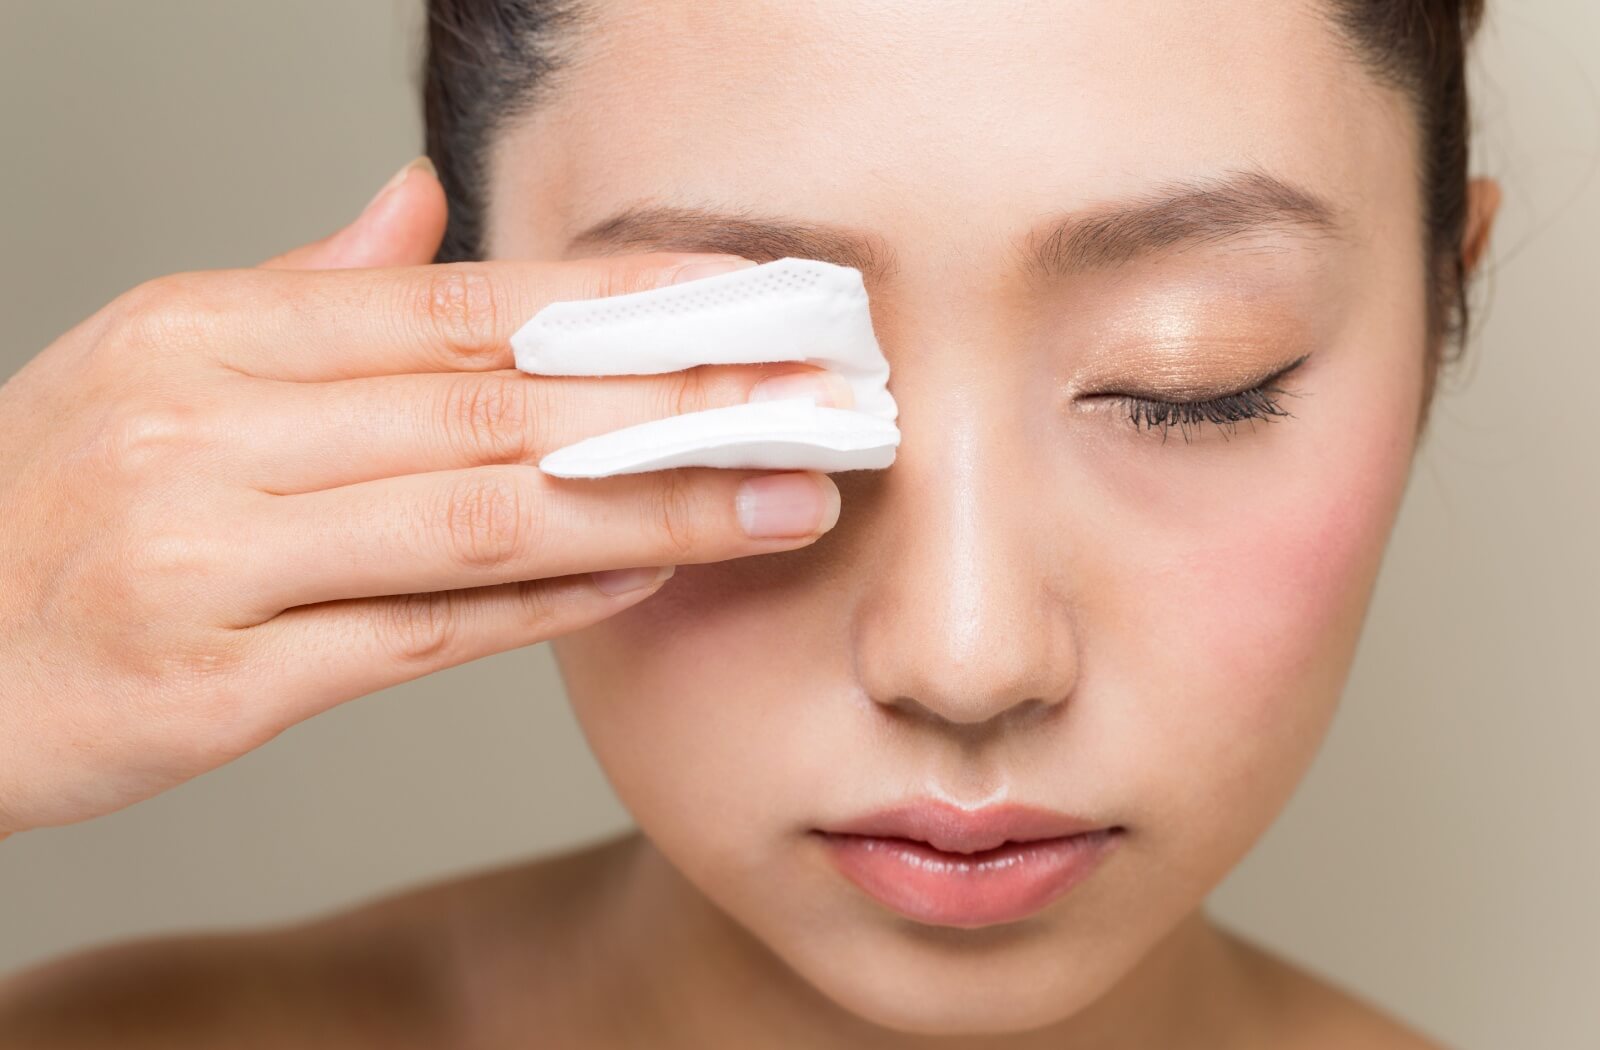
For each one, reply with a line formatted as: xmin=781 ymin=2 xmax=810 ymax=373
xmin=489 ymin=0 xmax=1426 ymax=1035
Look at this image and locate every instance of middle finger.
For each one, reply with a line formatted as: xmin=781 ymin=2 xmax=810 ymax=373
xmin=229 ymin=363 xmax=855 ymax=494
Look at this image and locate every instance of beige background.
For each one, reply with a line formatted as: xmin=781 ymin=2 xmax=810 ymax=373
xmin=1 ymin=2 xmax=1596 ymax=1046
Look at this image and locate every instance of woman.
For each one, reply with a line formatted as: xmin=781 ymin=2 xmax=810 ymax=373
xmin=0 ymin=0 xmax=1501 ymax=1046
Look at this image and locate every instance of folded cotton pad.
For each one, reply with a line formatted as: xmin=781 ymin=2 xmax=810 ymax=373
xmin=510 ymin=256 xmax=900 ymax=479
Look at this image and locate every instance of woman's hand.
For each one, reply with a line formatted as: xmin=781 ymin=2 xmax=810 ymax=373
xmin=0 ymin=159 xmax=844 ymax=838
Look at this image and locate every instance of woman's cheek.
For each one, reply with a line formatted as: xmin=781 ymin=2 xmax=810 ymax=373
xmin=560 ymin=550 xmax=827 ymax=714
xmin=552 ymin=554 xmax=824 ymax=831
xmin=1090 ymin=377 xmax=1418 ymax=863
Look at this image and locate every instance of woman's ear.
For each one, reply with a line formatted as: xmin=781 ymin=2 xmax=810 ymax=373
xmin=1462 ymin=176 xmax=1503 ymax=277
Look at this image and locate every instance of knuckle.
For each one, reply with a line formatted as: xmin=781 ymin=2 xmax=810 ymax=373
xmin=511 ymin=579 xmax=562 ymax=637
xmin=380 ymin=591 xmax=461 ymax=666
xmin=578 ymin=258 xmax=661 ymax=301
xmin=524 ymin=377 xmax=563 ymax=457
xmin=94 ymin=401 xmax=203 ymax=476
xmin=416 ymin=265 xmax=504 ymax=367
xmin=437 ymin=471 xmax=538 ymax=572
xmin=663 ymin=366 xmax=713 ymax=420
xmin=647 ymin=469 xmax=702 ymax=561
xmin=443 ymin=374 xmax=536 ymax=464
xmin=68 ymin=548 xmax=248 ymax=752
xmin=165 ymin=632 xmax=246 ymax=690
xmin=109 ymin=271 xmax=222 ymax=350
xmin=110 ymin=273 xmax=186 ymax=323
xmin=104 ymin=595 xmax=236 ymax=694
xmin=118 ymin=528 xmax=218 ymax=608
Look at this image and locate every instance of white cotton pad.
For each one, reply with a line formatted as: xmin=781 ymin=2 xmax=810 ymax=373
xmin=510 ymin=256 xmax=900 ymax=479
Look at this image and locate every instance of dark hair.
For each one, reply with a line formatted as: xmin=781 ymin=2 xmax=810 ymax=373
xmin=423 ymin=0 xmax=586 ymax=267
xmin=1325 ymin=0 xmax=1488 ymax=425
xmin=423 ymin=1 xmax=1486 ymax=412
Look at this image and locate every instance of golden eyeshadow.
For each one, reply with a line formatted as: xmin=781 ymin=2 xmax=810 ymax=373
xmin=1061 ymin=272 xmax=1324 ymax=400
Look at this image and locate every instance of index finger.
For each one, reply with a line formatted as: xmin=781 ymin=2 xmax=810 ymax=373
xmin=183 ymin=253 xmax=758 ymax=382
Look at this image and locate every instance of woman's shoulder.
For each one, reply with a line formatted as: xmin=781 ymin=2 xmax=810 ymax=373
xmin=0 ymin=832 xmax=638 ymax=1049
xmin=1218 ymin=922 xmax=1452 ymax=1050
xmin=0 ymin=917 xmax=447 ymax=1049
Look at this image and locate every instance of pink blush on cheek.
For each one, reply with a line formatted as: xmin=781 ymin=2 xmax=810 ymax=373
xmin=1169 ymin=429 xmax=1413 ymax=716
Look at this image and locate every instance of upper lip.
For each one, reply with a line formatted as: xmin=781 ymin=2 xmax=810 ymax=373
xmin=816 ymin=799 xmax=1116 ymax=855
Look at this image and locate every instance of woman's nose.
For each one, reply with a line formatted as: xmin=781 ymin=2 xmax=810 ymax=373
xmin=850 ymin=376 xmax=1081 ymax=730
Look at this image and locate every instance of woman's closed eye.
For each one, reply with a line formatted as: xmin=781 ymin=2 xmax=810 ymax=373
xmin=1082 ymin=352 xmax=1312 ymax=444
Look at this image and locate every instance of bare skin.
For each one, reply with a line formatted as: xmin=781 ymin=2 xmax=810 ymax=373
xmin=1 ymin=1 xmax=1499 ymax=1045
xmin=0 ymin=833 xmax=1446 ymax=1050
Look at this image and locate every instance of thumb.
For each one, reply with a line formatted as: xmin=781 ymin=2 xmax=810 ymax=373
xmin=260 ymin=156 xmax=449 ymax=271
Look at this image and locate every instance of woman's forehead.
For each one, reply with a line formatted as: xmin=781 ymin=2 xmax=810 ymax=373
xmin=491 ymin=0 xmax=1412 ymax=260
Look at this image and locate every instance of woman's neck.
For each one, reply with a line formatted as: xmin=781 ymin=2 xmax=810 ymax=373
xmin=592 ymin=832 xmax=1276 ymax=1050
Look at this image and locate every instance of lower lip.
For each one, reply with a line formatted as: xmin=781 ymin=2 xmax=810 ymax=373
xmin=814 ymin=827 xmax=1123 ymax=928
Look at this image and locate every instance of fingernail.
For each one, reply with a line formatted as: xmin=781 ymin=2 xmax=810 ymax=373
xmin=737 ymin=473 xmax=840 ymax=539
xmin=748 ymin=369 xmax=856 ymax=409
xmin=592 ymin=564 xmax=676 ymax=596
xmin=669 ymin=256 xmax=761 ymax=285
xmin=364 ymin=156 xmax=435 ymax=215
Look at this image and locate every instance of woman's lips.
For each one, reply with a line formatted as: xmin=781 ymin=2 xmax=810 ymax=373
xmin=812 ymin=801 xmax=1124 ymax=928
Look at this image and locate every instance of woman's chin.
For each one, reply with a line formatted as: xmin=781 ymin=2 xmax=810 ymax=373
xmin=727 ymin=899 xmax=1151 ymax=1039
xmin=789 ymin=941 xmax=1120 ymax=1038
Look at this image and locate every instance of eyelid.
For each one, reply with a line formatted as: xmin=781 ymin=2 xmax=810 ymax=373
xmin=1081 ymin=352 xmax=1312 ymax=443
xmin=1079 ymin=352 xmax=1312 ymax=405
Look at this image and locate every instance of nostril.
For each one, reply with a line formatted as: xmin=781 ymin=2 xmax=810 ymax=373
xmin=874 ymin=693 xmax=1065 ymax=736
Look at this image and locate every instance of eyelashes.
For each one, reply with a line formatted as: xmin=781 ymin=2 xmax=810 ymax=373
xmin=1103 ymin=353 xmax=1312 ymax=443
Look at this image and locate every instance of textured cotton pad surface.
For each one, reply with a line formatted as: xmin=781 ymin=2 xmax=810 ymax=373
xmin=511 ymin=257 xmax=900 ymax=479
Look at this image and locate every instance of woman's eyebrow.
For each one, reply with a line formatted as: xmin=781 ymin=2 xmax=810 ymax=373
xmin=564 ymin=168 xmax=1345 ymax=285
xmin=1022 ymin=169 xmax=1346 ymax=277
xmin=566 ymin=206 xmax=900 ymax=283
